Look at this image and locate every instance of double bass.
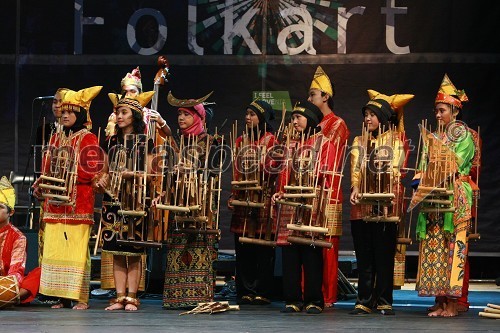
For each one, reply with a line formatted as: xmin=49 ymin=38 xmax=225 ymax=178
xmin=146 ymin=56 xmax=171 ymax=244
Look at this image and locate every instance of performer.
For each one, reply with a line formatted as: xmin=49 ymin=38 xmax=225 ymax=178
xmin=413 ymin=74 xmax=475 ymax=317
xmin=100 ymin=66 xmax=170 ymax=295
xmin=273 ymin=100 xmax=339 ymax=314
xmin=32 ymin=85 xmax=102 ymax=310
xmin=105 ymin=66 xmax=171 ymax=139
xmin=157 ymin=92 xmax=222 ymax=309
xmin=0 ymin=176 xmax=41 ymax=306
xmin=35 ymin=88 xmax=68 ymax=305
xmin=307 ymin=66 xmax=349 ymax=307
xmin=349 ymin=91 xmax=413 ymax=315
xmin=228 ymin=100 xmax=277 ymax=305
xmin=95 ymin=92 xmax=155 ymax=311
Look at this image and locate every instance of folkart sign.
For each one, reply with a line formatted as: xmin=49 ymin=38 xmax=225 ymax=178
xmin=187 ymin=0 xmax=409 ymax=55
xmin=72 ymin=0 xmax=412 ymax=55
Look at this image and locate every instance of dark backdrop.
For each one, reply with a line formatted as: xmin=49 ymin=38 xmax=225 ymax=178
xmin=1 ymin=0 xmax=499 ymax=258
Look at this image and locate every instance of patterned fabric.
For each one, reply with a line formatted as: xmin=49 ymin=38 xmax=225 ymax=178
xmin=99 ymin=251 xmax=114 ymax=290
xmin=416 ymin=218 xmax=467 ymax=297
xmin=163 ymin=232 xmax=217 ymax=309
xmin=100 ymin=197 xmax=145 ymax=255
xmin=319 ymin=112 xmax=350 ymax=147
xmin=42 ymin=129 xmax=99 ymax=225
xmin=39 ymin=223 xmax=91 ymax=303
xmin=415 ymin=129 xmax=474 ymax=298
xmin=0 ymin=224 xmax=41 ymax=304
xmin=0 ymin=223 xmax=27 ymax=284
xmin=393 ymin=244 xmax=406 ymax=287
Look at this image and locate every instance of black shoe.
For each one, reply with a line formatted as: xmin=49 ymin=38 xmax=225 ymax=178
xmin=378 ymin=305 xmax=395 ymax=315
xmin=349 ymin=305 xmax=371 ymax=315
xmin=237 ymin=295 xmax=254 ymax=305
xmin=305 ymin=304 xmax=323 ymax=314
xmin=281 ymin=303 xmax=303 ymax=313
xmin=251 ymin=296 xmax=271 ymax=305
xmin=495 ymin=277 xmax=500 ymax=286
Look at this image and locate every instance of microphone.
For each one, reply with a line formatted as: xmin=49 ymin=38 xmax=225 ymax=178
xmin=34 ymin=96 xmax=54 ymax=100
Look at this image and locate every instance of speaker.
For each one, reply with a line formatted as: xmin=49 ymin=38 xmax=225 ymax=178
xmin=144 ymin=246 xmax=167 ymax=295
xmin=22 ymin=228 xmax=39 ymax=273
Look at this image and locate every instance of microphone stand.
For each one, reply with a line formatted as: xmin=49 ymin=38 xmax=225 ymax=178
xmin=20 ymin=97 xmax=50 ymax=229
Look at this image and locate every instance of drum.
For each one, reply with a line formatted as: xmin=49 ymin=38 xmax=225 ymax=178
xmin=0 ymin=276 xmax=20 ymax=309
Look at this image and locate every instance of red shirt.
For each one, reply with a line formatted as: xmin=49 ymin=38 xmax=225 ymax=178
xmin=0 ymin=223 xmax=26 ymax=283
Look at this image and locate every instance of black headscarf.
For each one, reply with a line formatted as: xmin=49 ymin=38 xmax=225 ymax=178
xmin=63 ymin=107 xmax=87 ymax=135
xmin=246 ymin=100 xmax=275 ymax=139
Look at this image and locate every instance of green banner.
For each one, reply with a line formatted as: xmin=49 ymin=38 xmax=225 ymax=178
xmin=252 ymin=91 xmax=293 ymax=115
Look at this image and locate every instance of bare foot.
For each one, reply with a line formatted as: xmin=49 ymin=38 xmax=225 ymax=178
xmin=105 ymin=302 xmax=125 ymax=311
xmin=72 ymin=302 xmax=89 ymax=310
xmin=125 ymin=303 xmax=138 ymax=311
xmin=51 ymin=303 xmax=65 ymax=309
xmin=441 ymin=301 xmax=458 ymax=317
xmin=428 ymin=308 xmax=444 ymax=317
xmin=457 ymin=303 xmax=469 ymax=312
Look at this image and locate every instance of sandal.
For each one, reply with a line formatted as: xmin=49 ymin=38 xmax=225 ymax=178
xmin=252 ymin=296 xmax=271 ymax=305
xmin=280 ymin=303 xmax=303 ymax=313
xmin=377 ymin=305 xmax=395 ymax=315
xmin=349 ymin=304 xmax=372 ymax=315
xmin=124 ymin=296 xmax=140 ymax=311
xmin=105 ymin=296 xmax=126 ymax=311
xmin=72 ymin=302 xmax=90 ymax=310
xmin=238 ymin=295 xmax=254 ymax=305
xmin=305 ymin=304 xmax=323 ymax=314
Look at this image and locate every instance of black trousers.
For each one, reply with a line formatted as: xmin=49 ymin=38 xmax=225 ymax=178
xmin=282 ymin=245 xmax=324 ymax=308
xmin=351 ymin=219 xmax=397 ymax=308
xmin=234 ymin=234 xmax=275 ymax=299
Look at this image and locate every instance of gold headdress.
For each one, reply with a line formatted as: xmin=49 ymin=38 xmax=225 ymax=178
xmin=435 ymin=74 xmax=468 ymax=109
xmin=121 ymin=67 xmax=143 ymax=91
xmin=167 ymin=91 xmax=213 ymax=107
xmin=367 ymin=89 xmax=414 ymax=132
xmin=109 ymin=91 xmax=155 ymax=115
xmin=309 ymin=66 xmax=334 ymax=97
xmin=60 ymin=86 xmax=103 ymax=129
xmin=0 ymin=176 xmax=16 ymax=210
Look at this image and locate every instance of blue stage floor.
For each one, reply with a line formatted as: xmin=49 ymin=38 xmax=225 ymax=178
xmin=2 ymin=286 xmax=499 ymax=333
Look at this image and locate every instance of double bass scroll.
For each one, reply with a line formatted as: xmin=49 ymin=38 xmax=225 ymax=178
xmin=146 ymin=55 xmax=171 ymax=244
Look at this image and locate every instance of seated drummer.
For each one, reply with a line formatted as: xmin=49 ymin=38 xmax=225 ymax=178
xmin=0 ymin=176 xmax=41 ymax=305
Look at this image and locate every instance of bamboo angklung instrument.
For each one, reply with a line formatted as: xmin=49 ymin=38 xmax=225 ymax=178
xmin=156 ymin=132 xmax=221 ymax=235
xmin=412 ymin=121 xmax=457 ymax=215
xmin=38 ymin=128 xmax=81 ymax=207
xmin=115 ymin=134 xmax=160 ymax=248
xmin=231 ymin=121 xmax=276 ymax=246
xmin=356 ymin=124 xmax=401 ymax=223
xmin=276 ymin=124 xmax=332 ymax=248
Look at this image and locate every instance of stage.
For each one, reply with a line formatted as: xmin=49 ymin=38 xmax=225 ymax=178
xmin=2 ymin=285 xmax=499 ymax=332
